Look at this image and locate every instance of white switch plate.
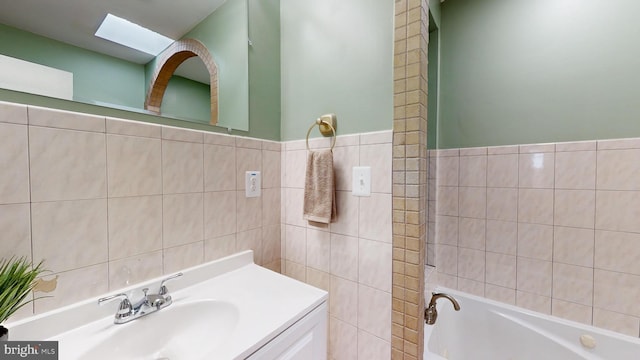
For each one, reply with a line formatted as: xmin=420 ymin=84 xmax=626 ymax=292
xmin=352 ymin=166 xmax=371 ymax=196
xmin=245 ymin=171 xmax=261 ymax=197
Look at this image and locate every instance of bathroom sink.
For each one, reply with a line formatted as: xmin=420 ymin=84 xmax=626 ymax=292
xmin=9 ymin=251 xmax=328 ymax=360
xmin=76 ymin=300 xmax=239 ymax=360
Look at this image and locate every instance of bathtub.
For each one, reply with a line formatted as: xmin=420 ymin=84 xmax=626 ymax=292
xmin=424 ymin=287 xmax=640 ymax=360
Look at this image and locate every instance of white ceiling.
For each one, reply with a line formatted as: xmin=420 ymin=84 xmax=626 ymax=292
xmin=0 ymin=0 xmax=225 ymax=84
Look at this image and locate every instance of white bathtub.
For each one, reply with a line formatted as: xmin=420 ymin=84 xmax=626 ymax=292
xmin=424 ymin=287 xmax=640 ymax=360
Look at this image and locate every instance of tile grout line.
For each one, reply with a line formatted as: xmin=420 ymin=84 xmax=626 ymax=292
xmin=592 ymin=146 xmax=598 ymax=326
xmin=103 ymin=119 xmax=111 ymax=291
xmin=26 ymin=108 xmax=36 ymax=315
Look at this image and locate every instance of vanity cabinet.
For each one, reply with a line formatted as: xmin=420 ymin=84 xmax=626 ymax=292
xmin=248 ymin=302 xmax=327 ymax=360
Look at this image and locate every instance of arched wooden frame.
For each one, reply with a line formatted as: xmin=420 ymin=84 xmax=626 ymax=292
xmin=145 ymin=38 xmax=219 ymax=125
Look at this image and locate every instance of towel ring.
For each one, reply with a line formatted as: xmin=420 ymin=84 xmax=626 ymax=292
xmin=306 ymin=118 xmax=336 ymax=151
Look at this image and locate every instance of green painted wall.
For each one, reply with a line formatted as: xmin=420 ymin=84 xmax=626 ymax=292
xmin=439 ymin=0 xmax=640 ymax=148
xmin=427 ymin=25 xmax=439 ymax=150
xmin=280 ymin=0 xmax=394 ymax=141
xmin=178 ymin=0 xmax=250 ymax=132
xmin=0 ymin=23 xmax=144 ymax=109
xmin=248 ymin=0 xmax=281 ymax=141
xmin=428 ymin=0 xmax=441 ymax=28
xmin=161 ymin=76 xmax=211 ymax=124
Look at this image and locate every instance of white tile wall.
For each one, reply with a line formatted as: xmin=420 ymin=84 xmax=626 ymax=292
xmin=282 ymin=130 xmax=393 ymax=359
xmin=430 ymin=137 xmax=640 ymax=338
xmin=0 ymin=102 xmax=391 ymax=359
xmin=0 ymin=101 xmax=281 ymax=320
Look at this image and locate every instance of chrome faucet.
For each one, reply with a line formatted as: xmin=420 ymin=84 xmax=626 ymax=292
xmin=98 ymin=273 xmax=183 ymax=324
xmin=425 ymin=292 xmax=460 ymax=325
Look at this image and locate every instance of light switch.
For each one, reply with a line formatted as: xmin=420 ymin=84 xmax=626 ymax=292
xmin=245 ymin=171 xmax=261 ymax=197
xmin=352 ymin=166 xmax=371 ymax=196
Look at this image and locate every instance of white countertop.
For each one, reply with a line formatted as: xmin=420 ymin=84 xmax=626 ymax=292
xmin=7 ymin=251 xmax=327 ymax=359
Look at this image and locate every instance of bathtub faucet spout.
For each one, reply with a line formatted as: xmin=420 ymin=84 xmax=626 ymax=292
xmin=425 ymin=292 xmax=460 ymax=325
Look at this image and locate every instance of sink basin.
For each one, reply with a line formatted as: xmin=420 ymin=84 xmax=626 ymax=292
xmin=9 ymin=251 xmax=328 ymax=360
xmin=76 ymin=300 xmax=239 ymax=360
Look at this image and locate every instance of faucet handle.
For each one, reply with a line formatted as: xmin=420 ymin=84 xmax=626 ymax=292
xmin=159 ymin=272 xmax=183 ymax=296
xmin=98 ymin=293 xmax=133 ymax=319
xmin=98 ymin=293 xmax=129 ymax=305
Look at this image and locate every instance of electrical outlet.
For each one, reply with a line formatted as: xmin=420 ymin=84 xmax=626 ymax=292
xmin=245 ymin=171 xmax=261 ymax=197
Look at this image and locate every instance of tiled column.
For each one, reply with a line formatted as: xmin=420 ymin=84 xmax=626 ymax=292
xmin=391 ymin=0 xmax=429 ymax=359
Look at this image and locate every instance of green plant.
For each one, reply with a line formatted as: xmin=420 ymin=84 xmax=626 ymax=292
xmin=0 ymin=257 xmax=45 ymax=324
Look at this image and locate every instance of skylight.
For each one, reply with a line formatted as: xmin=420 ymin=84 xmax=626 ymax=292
xmin=95 ymin=14 xmax=174 ymax=56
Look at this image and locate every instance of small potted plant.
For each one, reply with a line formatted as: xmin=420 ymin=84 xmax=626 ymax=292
xmin=0 ymin=257 xmax=45 ymax=341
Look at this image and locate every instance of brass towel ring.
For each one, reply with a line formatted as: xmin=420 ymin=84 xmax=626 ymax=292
xmin=306 ymin=118 xmax=336 ymax=151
